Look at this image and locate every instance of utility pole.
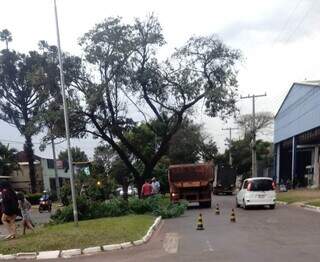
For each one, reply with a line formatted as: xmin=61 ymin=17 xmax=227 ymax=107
xmin=222 ymin=127 xmax=239 ymax=166
xmin=53 ymin=0 xmax=78 ymax=225
xmin=240 ymin=93 xmax=267 ymax=177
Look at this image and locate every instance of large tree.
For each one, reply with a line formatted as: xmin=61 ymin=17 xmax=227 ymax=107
xmin=0 ymin=49 xmax=50 ymax=192
xmin=70 ymin=15 xmax=240 ymax=191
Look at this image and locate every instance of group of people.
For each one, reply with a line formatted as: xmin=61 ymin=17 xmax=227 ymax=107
xmin=141 ymin=177 xmax=161 ymax=198
xmin=0 ymin=181 xmax=34 ymax=240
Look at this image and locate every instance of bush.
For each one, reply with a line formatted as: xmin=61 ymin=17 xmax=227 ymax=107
xmin=60 ymin=183 xmax=72 ymax=206
xmin=26 ymin=193 xmax=42 ymax=205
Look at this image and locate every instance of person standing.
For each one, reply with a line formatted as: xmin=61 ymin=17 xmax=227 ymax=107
xmin=17 ymin=192 xmax=34 ymax=235
xmin=0 ymin=181 xmax=19 ymax=240
xmin=151 ymin=177 xmax=160 ymax=194
xmin=141 ymin=180 xmax=153 ymax=198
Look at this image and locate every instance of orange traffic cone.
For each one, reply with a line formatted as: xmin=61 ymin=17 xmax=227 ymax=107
xmin=196 ymin=213 xmax=204 ymax=230
xmin=230 ymin=208 xmax=236 ymax=222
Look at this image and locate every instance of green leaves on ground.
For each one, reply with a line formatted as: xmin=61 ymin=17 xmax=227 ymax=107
xmin=51 ymin=195 xmax=187 ymax=223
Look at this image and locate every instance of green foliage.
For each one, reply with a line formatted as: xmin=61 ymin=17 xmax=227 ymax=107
xmin=169 ymin=119 xmax=218 ymax=164
xmin=70 ymin=15 xmax=240 ymax=196
xmin=222 ymin=137 xmax=273 ymax=177
xmin=60 ymin=183 xmax=72 ymax=206
xmin=51 ymin=195 xmax=187 ymax=223
xmin=58 ymin=146 xmax=88 ymax=162
xmin=0 ymin=49 xmax=52 ymax=192
xmin=0 ymin=29 xmax=12 ymax=49
xmin=26 ymin=193 xmax=43 ymax=205
xmin=0 ymin=143 xmax=18 ymax=176
xmin=153 ymin=201 xmax=188 ymax=219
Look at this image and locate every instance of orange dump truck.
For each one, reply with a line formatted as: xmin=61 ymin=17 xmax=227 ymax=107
xmin=168 ymin=162 xmax=214 ymax=208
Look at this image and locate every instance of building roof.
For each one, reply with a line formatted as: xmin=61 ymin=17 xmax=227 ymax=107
xmin=16 ymin=151 xmax=41 ymax=162
xmin=275 ymin=81 xmax=320 ymax=119
xmin=274 ymin=81 xmax=320 ymax=143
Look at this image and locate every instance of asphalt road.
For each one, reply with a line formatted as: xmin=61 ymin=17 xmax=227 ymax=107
xmin=62 ymin=195 xmax=320 ymax=262
xmin=0 ymin=206 xmax=52 ymax=237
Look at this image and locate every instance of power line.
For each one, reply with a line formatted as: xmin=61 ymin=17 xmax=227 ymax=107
xmin=271 ymin=0 xmax=303 ymax=46
xmin=284 ymin=0 xmax=317 ymax=44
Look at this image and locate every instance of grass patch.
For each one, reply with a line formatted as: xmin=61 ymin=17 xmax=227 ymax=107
xmin=0 ymin=215 xmax=153 ymax=255
xmin=306 ymin=200 xmax=320 ymax=207
xmin=277 ymin=189 xmax=320 ymax=204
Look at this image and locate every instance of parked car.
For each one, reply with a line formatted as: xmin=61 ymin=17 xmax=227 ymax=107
xmin=116 ymin=186 xmax=138 ymax=196
xmin=236 ymin=177 xmax=276 ymax=209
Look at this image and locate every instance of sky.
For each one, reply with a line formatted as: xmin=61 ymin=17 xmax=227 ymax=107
xmin=1 ymin=0 xmax=320 ymax=159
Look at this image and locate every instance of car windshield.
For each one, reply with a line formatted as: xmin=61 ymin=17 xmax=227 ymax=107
xmin=250 ymin=179 xmax=273 ymax=191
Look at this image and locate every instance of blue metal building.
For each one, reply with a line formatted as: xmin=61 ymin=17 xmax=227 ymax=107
xmin=274 ymin=81 xmax=320 ymax=188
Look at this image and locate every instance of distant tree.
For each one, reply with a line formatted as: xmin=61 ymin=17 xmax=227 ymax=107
xmin=72 ymin=15 xmax=240 ymax=191
xmin=237 ymin=112 xmax=274 ymax=137
xmin=226 ymin=137 xmax=272 ymax=178
xmin=0 ymin=143 xmax=18 ymax=176
xmin=169 ymin=120 xmax=218 ymax=164
xmin=58 ymin=147 xmax=88 ymax=163
xmin=0 ymin=49 xmax=50 ymax=192
xmin=0 ymin=29 xmax=12 ymax=49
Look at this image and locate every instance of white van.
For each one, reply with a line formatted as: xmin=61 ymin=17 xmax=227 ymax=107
xmin=236 ymin=177 xmax=276 ymax=209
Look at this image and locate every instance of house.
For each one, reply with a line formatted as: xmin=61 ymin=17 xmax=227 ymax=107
xmin=9 ymin=151 xmax=71 ymax=194
xmin=9 ymin=151 xmax=43 ymax=193
xmin=274 ymin=81 xmax=320 ymax=188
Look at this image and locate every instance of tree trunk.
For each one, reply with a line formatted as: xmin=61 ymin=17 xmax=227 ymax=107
xmin=122 ymin=178 xmax=129 ymax=202
xmin=24 ymin=135 xmax=37 ymax=193
xmin=136 ymin=176 xmax=144 ymax=198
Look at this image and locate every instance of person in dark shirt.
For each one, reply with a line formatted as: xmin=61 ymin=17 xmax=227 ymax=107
xmin=0 ymin=181 xmax=19 ymax=239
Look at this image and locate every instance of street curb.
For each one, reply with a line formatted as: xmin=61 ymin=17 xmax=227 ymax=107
xmin=37 ymin=250 xmax=60 ymax=260
xmin=276 ymin=201 xmax=288 ymax=205
xmin=0 ymin=254 xmax=16 ymax=260
xmin=16 ymin=252 xmax=37 ymax=260
xmin=301 ymin=204 xmax=320 ymax=212
xmin=82 ymin=246 xmax=102 ymax=255
xmin=2 ymin=216 xmax=162 ymax=260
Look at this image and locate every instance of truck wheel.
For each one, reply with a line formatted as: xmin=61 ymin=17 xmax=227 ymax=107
xmin=236 ymin=199 xmax=240 ymax=208
xmin=270 ymin=204 xmax=275 ymax=209
xmin=199 ymin=201 xmax=211 ymax=208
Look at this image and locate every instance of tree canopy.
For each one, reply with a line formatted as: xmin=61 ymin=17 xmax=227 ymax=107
xmin=58 ymin=146 xmax=89 ymax=163
xmin=236 ymin=112 xmax=273 ymax=138
xmin=0 ymin=29 xmax=12 ymax=49
xmin=169 ymin=120 xmax=218 ymax=164
xmin=0 ymin=48 xmax=51 ymax=192
xmin=68 ymin=15 xmax=240 ymax=189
